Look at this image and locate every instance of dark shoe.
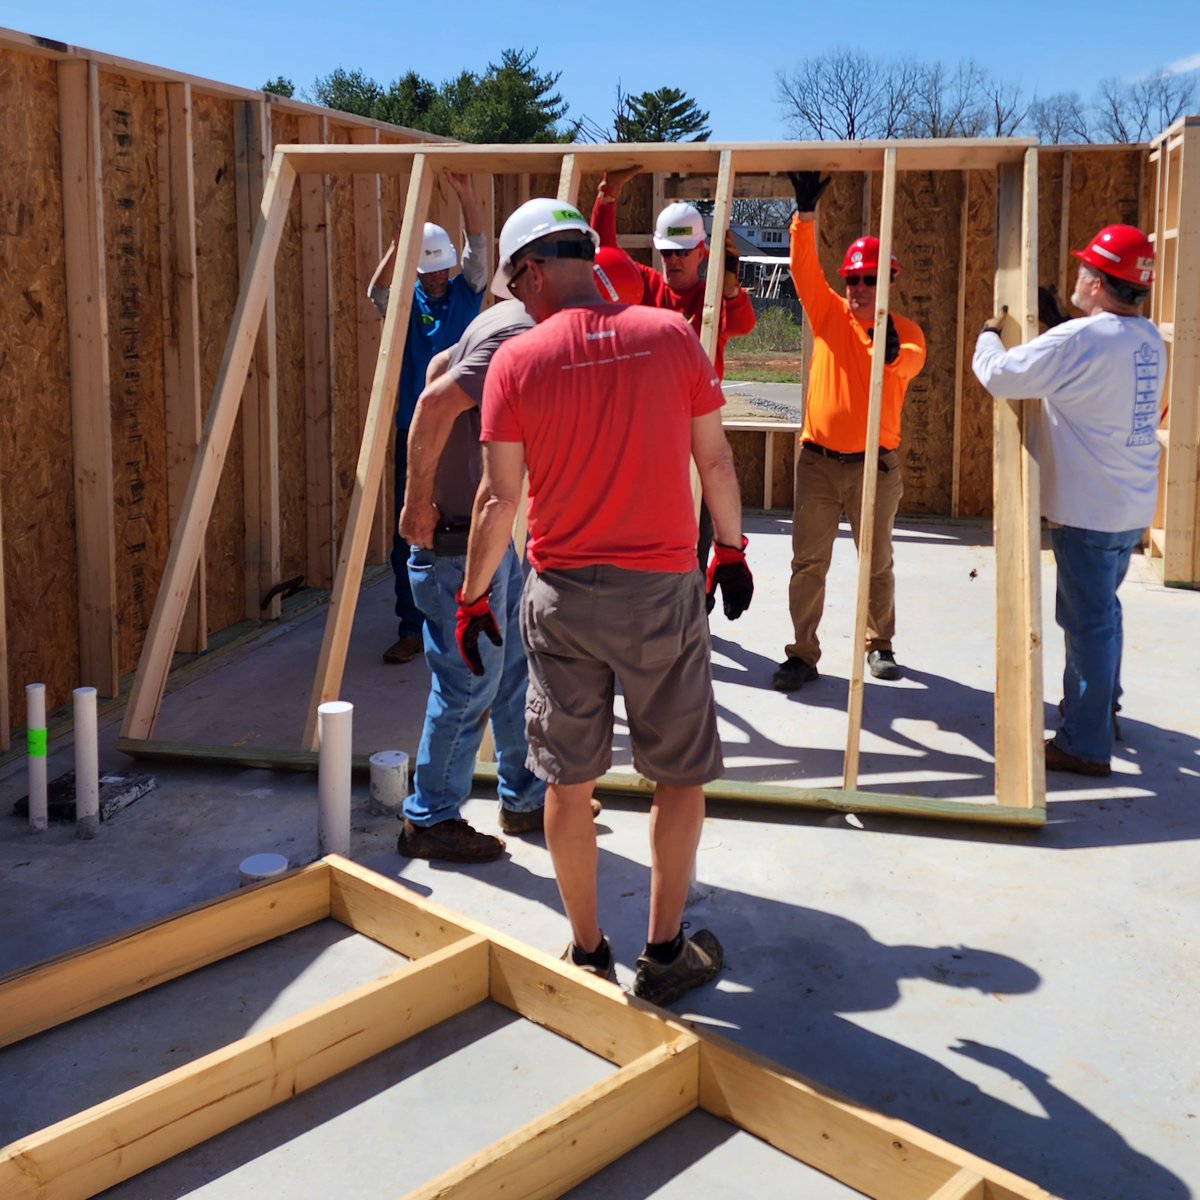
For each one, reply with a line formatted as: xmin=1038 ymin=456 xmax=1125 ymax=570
xmin=772 ymin=657 xmax=818 ymax=692
xmin=867 ymin=649 xmax=901 ymax=680
xmin=383 ymin=634 xmax=423 ymax=664
xmin=1044 ymin=739 xmax=1111 ymax=778
xmin=634 ymin=927 xmax=723 ymax=1007
xmin=1057 ymin=698 xmax=1122 ymax=741
xmin=396 ymin=817 xmax=505 ymax=862
xmin=560 ymin=936 xmax=618 ymax=983
xmin=499 ymin=798 xmax=602 ymax=836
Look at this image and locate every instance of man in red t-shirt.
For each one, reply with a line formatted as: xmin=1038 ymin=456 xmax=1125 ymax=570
xmin=591 ymin=169 xmax=756 ymax=567
xmin=458 ymin=198 xmax=752 ymax=1008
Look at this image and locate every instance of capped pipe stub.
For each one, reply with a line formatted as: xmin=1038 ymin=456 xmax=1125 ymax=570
xmin=239 ymin=852 xmax=290 ymax=887
xmin=368 ymin=750 xmax=410 ymax=815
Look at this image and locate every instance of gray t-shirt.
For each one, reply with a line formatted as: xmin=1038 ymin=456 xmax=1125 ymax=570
xmin=433 ymin=300 xmax=535 ymax=519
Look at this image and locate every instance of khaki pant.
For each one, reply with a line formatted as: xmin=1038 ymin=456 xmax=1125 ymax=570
xmin=786 ymin=446 xmax=903 ymax=665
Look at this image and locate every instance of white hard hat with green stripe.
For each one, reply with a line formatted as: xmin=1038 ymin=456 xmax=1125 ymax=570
xmin=491 ymin=198 xmax=600 ymax=298
xmin=653 ymin=201 xmax=705 ymax=251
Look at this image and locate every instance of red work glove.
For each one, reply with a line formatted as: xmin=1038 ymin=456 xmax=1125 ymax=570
xmin=455 ymin=587 xmax=502 ymax=676
xmin=705 ymin=535 xmax=753 ymax=620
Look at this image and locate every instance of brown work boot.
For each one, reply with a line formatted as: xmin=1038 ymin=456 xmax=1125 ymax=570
xmin=383 ymin=634 xmax=423 ymax=664
xmin=633 ymin=927 xmax=723 ymax=1008
xmin=396 ymin=818 xmax=505 ymax=862
xmin=1044 ymin=739 xmax=1111 ymax=778
xmin=499 ymin=798 xmax=603 ymax=836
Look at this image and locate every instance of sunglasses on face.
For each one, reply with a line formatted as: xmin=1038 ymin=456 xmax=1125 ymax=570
xmin=508 ymin=258 xmax=542 ymax=291
xmin=660 ymin=247 xmax=695 ymax=259
xmin=845 ymin=274 xmax=878 ymax=287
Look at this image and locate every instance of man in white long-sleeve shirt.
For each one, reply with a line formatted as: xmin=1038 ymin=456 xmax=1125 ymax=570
xmin=973 ymin=224 xmax=1163 ymax=778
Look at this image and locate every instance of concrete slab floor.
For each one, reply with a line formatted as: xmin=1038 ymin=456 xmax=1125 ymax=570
xmin=0 ymin=514 xmax=1196 ymax=1199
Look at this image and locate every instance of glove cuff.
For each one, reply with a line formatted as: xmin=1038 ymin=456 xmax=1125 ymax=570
xmin=712 ymin=535 xmax=748 ymax=563
xmin=456 ymin=586 xmax=491 ymax=615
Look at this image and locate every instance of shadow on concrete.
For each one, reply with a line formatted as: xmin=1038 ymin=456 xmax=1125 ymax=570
xmin=584 ymin=860 xmax=1186 ymax=1200
xmin=708 ymin=636 xmax=1200 ymax=851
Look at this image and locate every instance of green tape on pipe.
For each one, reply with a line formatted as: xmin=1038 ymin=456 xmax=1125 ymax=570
xmin=27 ymin=728 xmax=47 ymax=757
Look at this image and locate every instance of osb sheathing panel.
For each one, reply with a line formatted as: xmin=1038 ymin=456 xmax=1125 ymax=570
xmin=100 ymin=72 xmax=168 ymax=675
xmin=1067 ymin=149 xmax=1144 ymax=270
xmin=1037 ymin=151 xmax=1067 ymax=295
xmin=0 ymin=49 xmax=78 ymax=717
xmin=192 ymin=91 xmax=246 ymax=635
xmin=771 ymin=434 xmax=797 ymax=511
xmin=327 ymin=124 xmax=360 ymax=556
xmin=270 ymin=111 xmax=308 ymax=583
xmin=958 ymin=170 xmax=999 ymax=517
xmin=726 ymin=430 xmax=766 ymax=509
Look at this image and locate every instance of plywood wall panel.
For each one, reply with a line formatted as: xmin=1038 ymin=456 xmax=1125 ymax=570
xmin=958 ymin=170 xmax=999 ymax=517
xmin=888 ymin=170 xmax=961 ymax=514
xmin=100 ymin=71 xmax=168 ymax=675
xmin=1067 ymin=149 xmax=1144 ymax=266
xmin=192 ymin=91 xmax=246 ymax=635
xmin=270 ymin=111 xmax=309 ymax=584
xmin=0 ymin=48 xmax=78 ymax=717
xmin=327 ymin=124 xmax=361 ymax=557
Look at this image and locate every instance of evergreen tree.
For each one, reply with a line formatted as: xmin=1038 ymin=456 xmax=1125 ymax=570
xmin=616 ymin=86 xmax=710 ymax=142
xmin=261 ymin=76 xmax=294 ymax=98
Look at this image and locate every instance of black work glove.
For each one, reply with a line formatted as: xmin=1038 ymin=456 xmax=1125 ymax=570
xmin=868 ymin=316 xmax=901 ymax=364
xmin=705 ymin=536 xmax=753 ymax=620
xmin=723 ymin=230 xmax=740 ymax=279
xmin=786 ymin=170 xmax=832 ymax=214
xmin=1038 ymin=284 xmax=1070 ymax=328
xmin=455 ymin=587 xmax=501 ymax=676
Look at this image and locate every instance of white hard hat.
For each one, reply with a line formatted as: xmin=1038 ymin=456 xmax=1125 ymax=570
xmin=491 ymin=198 xmax=600 ymax=298
xmin=653 ymin=201 xmax=706 ymax=251
xmin=418 ymin=223 xmax=457 ymax=274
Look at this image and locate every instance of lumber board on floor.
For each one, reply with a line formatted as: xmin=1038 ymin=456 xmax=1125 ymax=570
xmin=0 ymin=864 xmax=330 ymax=1048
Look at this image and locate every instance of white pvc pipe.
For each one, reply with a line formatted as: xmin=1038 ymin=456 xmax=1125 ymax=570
xmin=26 ymin=683 xmax=48 ymax=832
xmin=317 ymin=700 xmax=353 ymax=857
xmin=73 ymin=686 xmax=100 ymax=839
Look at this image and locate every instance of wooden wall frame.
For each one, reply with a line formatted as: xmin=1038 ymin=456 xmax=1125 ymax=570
xmin=1147 ymin=115 xmax=1200 ymax=587
xmin=117 ymin=139 xmax=1047 ymax=825
xmin=0 ymin=856 xmax=1054 ymax=1199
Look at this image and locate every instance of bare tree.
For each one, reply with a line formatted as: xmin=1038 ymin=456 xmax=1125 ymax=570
xmin=981 ymin=73 xmax=1030 ymax=136
xmin=777 ymin=48 xmax=891 ymax=139
xmin=1028 ymin=92 xmax=1093 ymax=143
xmin=730 ymin=198 xmax=794 ymax=228
xmin=899 ymin=60 xmax=990 ymax=138
xmin=1096 ymin=69 xmax=1197 ymax=142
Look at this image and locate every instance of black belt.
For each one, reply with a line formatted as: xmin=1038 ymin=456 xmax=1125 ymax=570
xmin=802 ymin=441 xmax=897 ymax=465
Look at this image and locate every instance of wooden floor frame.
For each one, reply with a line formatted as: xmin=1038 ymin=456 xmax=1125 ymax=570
xmin=116 ymin=140 xmax=1046 ymax=826
xmin=0 ymin=856 xmax=1053 ymax=1199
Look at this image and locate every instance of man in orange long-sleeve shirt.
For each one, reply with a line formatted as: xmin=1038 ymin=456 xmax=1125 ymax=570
xmin=773 ymin=172 xmax=926 ymax=693
xmin=591 ymin=169 xmax=756 ymax=568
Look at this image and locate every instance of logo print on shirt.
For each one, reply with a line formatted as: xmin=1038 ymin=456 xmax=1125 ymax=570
xmin=1128 ymin=341 xmax=1160 ymax=447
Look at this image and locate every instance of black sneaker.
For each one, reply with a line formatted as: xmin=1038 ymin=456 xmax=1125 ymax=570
xmin=633 ymin=927 xmax=723 ymax=1007
xmin=560 ymin=936 xmax=618 ymax=983
xmin=867 ymin=649 xmax=901 ymax=680
xmin=396 ymin=818 xmax=505 ymax=863
xmin=499 ymin=798 xmax=602 ymax=836
xmin=772 ymin=657 xmax=818 ymax=692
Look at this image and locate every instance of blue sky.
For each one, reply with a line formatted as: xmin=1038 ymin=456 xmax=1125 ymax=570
xmin=4 ymin=1 xmax=1198 ymax=140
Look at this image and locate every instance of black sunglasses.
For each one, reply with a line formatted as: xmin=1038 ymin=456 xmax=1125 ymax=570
xmin=508 ymin=258 xmax=542 ymax=291
xmin=845 ymin=273 xmax=878 ymax=287
xmin=659 ymin=247 xmax=695 ymax=258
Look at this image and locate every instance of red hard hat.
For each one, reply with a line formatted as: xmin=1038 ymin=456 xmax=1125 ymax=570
xmin=593 ymin=246 xmax=644 ymax=304
xmin=839 ymin=236 xmax=900 ymax=277
xmin=1073 ymin=224 xmax=1155 ymax=287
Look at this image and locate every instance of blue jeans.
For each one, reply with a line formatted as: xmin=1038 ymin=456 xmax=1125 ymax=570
xmin=1051 ymin=524 xmax=1141 ymax=764
xmin=390 ymin=428 xmax=423 ymax=639
xmin=403 ymin=543 xmax=544 ymax=826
